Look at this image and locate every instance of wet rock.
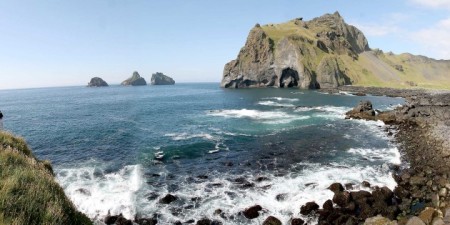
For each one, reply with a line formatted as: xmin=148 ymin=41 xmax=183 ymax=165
xmin=410 ymin=175 xmax=426 ymax=185
xmin=432 ymin=194 xmax=440 ymax=208
xmin=350 ymin=190 xmax=372 ymax=204
xmin=290 ymin=218 xmax=305 ymax=225
xmin=372 ymin=186 xmax=394 ymax=204
xmin=196 ymin=218 xmax=212 ymax=225
xmin=328 ymin=183 xmax=344 ymax=194
xmin=185 ymin=219 xmax=195 ymax=223
xmin=214 ymin=209 xmax=222 ymax=215
xmin=134 ymin=216 xmax=157 ymax=225
xmin=361 ymin=181 xmax=371 ymax=188
xmin=300 ymin=201 xmax=319 ymax=215
xmin=394 ymin=186 xmax=410 ymax=199
xmin=115 ymin=215 xmax=133 ymax=225
xmin=262 ymin=216 xmax=282 ymax=225
xmin=345 ymin=101 xmax=376 ymax=119
xmin=211 ymin=220 xmax=223 ymax=225
xmin=345 ymin=183 xmax=354 ymax=190
xmin=159 ymin=194 xmax=178 ymax=204
xmin=275 ymin=193 xmax=288 ymax=201
xmin=256 ymin=176 xmax=269 ymax=182
xmin=323 ymin=199 xmax=334 ymax=211
xmin=354 ymin=92 xmax=366 ymax=96
xmin=333 ymin=191 xmax=351 ymax=207
xmin=243 ymin=205 xmax=262 ymax=219
xmin=75 ymin=188 xmax=91 ymax=196
xmin=146 ymin=192 xmax=159 ymax=201
xmin=105 ymin=214 xmax=119 ymax=224
xmin=405 ymin=216 xmax=426 ymax=225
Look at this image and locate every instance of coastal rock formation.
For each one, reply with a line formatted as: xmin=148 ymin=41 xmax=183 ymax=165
xmin=221 ymin=12 xmax=365 ymax=89
xmin=121 ymin=71 xmax=147 ymax=86
xmin=151 ymin=72 xmax=175 ymax=85
xmin=87 ymin=77 xmax=108 ymax=87
xmin=222 ymin=12 xmax=450 ymax=89
xmin=0 ymin=131 xmax=92 ymax=225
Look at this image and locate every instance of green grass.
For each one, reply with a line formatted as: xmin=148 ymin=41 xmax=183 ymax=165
xmin=0 ymin=131 xmax=92 ymax=225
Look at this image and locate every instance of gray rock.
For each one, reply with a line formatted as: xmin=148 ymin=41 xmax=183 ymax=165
xmin=439 ymin=188 xmax=447 ymax=197
xmin=406 ymin=216 xmax=426 ymax=225
xmin=151 ymin=72 xmax=175 ymax=85
xmin=87 ymin=77 xmax=108 ymax=87
xmin=121 ymin=71 xmax=147 ymax=86
xmin=364 ymin=215 xmax=397 ymax=225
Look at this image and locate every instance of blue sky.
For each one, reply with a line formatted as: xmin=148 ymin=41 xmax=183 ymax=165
xmin=1 ymin=0 xmax=450 ymax=89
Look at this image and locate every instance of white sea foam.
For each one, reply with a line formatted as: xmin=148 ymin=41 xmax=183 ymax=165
xmin=56 ymin=165 xmax=143 ymax=220
xmin=134 ymin=162 xmax=397 ymax=224
xmin=257 ymin=101 xmax=295 ymax=107
xmin=208 ymin=109 xmax=310 ymax=124
xmin=348 ymin=147 xmax=401 ymax=164
xmin=164 ymin=132 xmax=215 ymax=141
xmin=262 ymin=97 xmax=299 ymax=102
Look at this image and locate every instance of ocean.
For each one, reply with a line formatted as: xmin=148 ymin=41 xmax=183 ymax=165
xmin=0 ymin=83 xmax=404 ymax=224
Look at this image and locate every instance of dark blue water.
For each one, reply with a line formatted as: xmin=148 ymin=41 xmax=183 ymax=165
xmin=0 ymin=83 xmax=404 ymax=224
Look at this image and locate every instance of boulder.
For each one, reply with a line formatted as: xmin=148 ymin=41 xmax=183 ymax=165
xmin=196 ymin=218 xmax=212 ymax=225
xmin=345 ymin=101 xmax=376 ymax=119
xmin=159 ymin=194 xmax=178 ymax=204
xmin=121 ymin=71 xmax=147 ymax=86
xmin=364 ymin=215 xmax=397 ymax=225
xmin=243 ymin=205 xmax=262 ymax=219
xmin=88 ymin=77 xmax=109 ymax=87
xmin=151 ymin=72 xmax=175 ymax=85
xmin=332 ymin=191 xmax=351 ymax=207
xmin=328 ymin=183 xmax=345 ymax=194
xmin=262 ymin=216 xmax=282 ymax=225
xmin=300 ymin=201 xmax=319 ymax=215
xmin=405 ymin=216 xmax=426 ymax=225
xmin=290 ymin=218 xmax=305 ymax=225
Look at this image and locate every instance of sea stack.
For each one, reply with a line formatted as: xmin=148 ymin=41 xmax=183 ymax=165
xmin=121 ymin=71 xmax=147 ymax=86
xmin=151 ymin=72 xmax=175 ymax=85
xmin=87 ymin=77 xmax=108 ymax=87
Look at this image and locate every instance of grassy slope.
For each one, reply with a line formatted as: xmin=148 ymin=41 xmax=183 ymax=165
xmin=0 ymin=131 xmax=92 ymax=225
xmin=261 ymin=20 xmax=450 ymax=90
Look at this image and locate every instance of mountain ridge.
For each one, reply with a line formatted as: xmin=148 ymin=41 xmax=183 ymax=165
xmin=221 ymin=12 xmax=450 ymax=90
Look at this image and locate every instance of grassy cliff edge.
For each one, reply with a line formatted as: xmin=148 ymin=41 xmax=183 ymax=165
xmin=0 ymin=131 xmax=92 ymax=225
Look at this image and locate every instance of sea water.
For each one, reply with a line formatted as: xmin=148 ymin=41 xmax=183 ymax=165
xmin=0 ymin=83 xmax=404 ymax=224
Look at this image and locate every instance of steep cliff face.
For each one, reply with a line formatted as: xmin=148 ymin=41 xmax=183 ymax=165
xmin=221 ymin=12 xmax=363 ymax=89
xmin=222 ymin=12 xmax=450 ymax=90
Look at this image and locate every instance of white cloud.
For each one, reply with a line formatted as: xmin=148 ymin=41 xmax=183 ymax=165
xmin=412 ymin=18 xmax=450 ymax=59
xmin=354 ymin=23 xmax=399 ymax=36
xmin=410 ymin=0 xmax=450 ymax=10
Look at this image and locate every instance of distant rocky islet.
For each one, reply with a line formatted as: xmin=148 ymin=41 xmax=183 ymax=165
xmin=87 ymin=71 xmax=175 ymax=87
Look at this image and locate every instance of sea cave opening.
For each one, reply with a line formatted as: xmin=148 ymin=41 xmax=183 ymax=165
xmin=280 ymin=68 xmax=299 ymax=88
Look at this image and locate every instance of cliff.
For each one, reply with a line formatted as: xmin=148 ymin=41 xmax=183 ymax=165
xmin=121 ymin=71 xmax=147 ymax=86
xmin=0 ymin=131 xmax=92 ymax=225
xmin=87 ymin=77 xmax=108 ymax=87
xmin=151 ymin=72 xmax=175 ymax=85
xmin=221 ymin=12 xmax=450 ymax=89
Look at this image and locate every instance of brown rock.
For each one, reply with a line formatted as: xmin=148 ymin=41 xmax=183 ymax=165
xmin=328 ymin=183 xmax=344 ymax=193
xmin=418 ymin=207 xmax=436 ymax=224
xmin=333 ymin=191 xmax=351 ymax=207
xmin=243 ymin=205 xmax=262 ymax=219
xmin=290 ymin=218 xmax=305 ymax=225
xmin=405 ymin=216 xmax=426 ymax=225
xmin=262 ymin=216 xmax=282 ymax=225
xmin=300 ymin=201 xmax=319 ymax=215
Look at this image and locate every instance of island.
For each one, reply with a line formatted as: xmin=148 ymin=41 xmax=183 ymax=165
xmin=121 ymin=71 xmax=147 ymax=86
xmin=221 ymin=12 xmax=450 ymax=89
xmin=151 ymin=72 xmax=175 ymax=85
xmin=87 ymin=77 xmax=108 ymax=87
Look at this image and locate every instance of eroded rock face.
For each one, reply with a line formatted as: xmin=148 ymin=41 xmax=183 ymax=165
xmin=151 ymin=72 xmax=175 ymax=85
xmin=88 ymin=77 xmax=108 ymax=87
xmin=221 ymin=12 xmax=364 ymax=89
xmin=121 ymin=71 xmax=147 ymax=86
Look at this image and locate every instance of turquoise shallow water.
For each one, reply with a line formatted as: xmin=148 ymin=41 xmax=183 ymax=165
xmin=0 ymin=83 xmax=404 ymax=224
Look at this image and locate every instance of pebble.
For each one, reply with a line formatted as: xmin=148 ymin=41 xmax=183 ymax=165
xmin=438 ymin=188 xmax=447 ymax=197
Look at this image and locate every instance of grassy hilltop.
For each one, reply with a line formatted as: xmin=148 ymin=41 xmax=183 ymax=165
xmin=0 ymin=131 xmax=91 ymax=225
xmin=222 ymin=12 xmax=450 ymax=90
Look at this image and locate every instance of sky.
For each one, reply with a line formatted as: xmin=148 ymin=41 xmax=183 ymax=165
xmin=1 ymin=0 xmax=450 ymax=90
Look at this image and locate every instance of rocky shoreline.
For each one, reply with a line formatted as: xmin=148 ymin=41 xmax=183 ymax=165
xmin=104 ymin=86 xmax=450 ymax=225
xmin=311 ymin=86 xmax=450 ymax=224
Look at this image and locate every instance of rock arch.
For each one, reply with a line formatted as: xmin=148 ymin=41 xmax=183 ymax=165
xmin=279 ymin=68 xmax=299 ymax=88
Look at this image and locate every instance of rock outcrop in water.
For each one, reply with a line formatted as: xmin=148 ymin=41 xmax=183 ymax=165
xmin=121 ymin=71 xmax=147 ymax=86
xmin=87 ymin=77 xmax=108 ymax=87
xmin=151 ymin=72 xmax=175 ymax=85
xmin=222 ymin=12 xmax=450 ymax=89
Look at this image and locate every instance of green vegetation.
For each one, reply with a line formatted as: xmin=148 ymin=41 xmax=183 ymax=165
xmin=260 ymin=19 xmax=450 ymax=90
xmin=0 ymin=131 xmax=92 ymax=225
